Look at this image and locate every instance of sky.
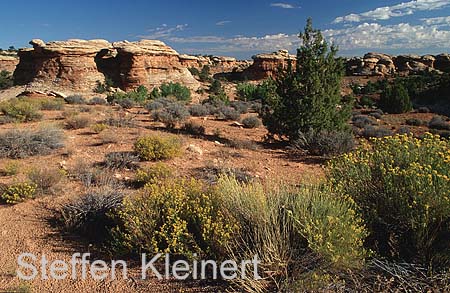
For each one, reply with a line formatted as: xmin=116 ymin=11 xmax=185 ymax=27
xmin=1 ymin=0 xmax=450 ymax=59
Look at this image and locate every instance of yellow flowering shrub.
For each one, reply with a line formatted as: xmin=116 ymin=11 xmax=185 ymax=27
xmin=1 ymin=182 xmax=37 ymax=204
xmin=328 ymin=134 xmax=450 ymax=268
xmin=134 ymin=135 xmax=182 ymax=161
xmin=134 ymin=163 xmax=173 ymax=186
xmin=111 ymin=178 xmax=236 ymax=259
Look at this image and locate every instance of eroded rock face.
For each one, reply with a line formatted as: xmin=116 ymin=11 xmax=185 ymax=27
xmin=13 ymin=39 xmax=200 ymax=92
xmin=0 ymin=52 xmax=19 ymax=73
xmin=113 ymin=40 xmax=199 ymax=90
xmin=242 ymin=50 xmax=296 ymax=80
xmin=179 ymin=54 xmax=251 ymax=75
xmin=14 ymin=39 xmax=112 ymax=91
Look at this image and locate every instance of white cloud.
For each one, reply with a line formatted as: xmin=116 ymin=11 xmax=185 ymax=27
xmin=270 ymin=3 xmax=298 ymax=9
xmin=216 ymin=20 xmax=231 ymax=26
xmin=334 ymin=0 xmax=450 ymax=23
xmin=137 ymin=24 xmax=188 ymax=39
xmin=421 ymin=15 xmax=450 ymax=25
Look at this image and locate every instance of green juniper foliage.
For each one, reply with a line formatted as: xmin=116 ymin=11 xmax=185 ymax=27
xmin=261 ymin=18 xmax=352 ymax=140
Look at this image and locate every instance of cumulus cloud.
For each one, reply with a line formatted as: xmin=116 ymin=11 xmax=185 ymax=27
xmin=270 ymin=3 xmax=298 ymax=9
xmin=137 ymin=24 xmax=188 ymax=39
xmin=333 ymin=0 xmax=450 ymax=23
xmin=421 ymin=15 xmax=450 ymax=25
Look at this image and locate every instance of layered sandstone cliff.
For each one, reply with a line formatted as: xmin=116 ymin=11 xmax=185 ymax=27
xmin=179 ymin=54 xmax=251 ymax=75
xmin=241 ymin=50 xmax=296 ymax=80
xmin=13 ymin=39 xmax=199 ymax=92
xmin=113 ymin=40 xmax=199 ymax=90
xmin=0 ymin=52 xmax=19 ymax=73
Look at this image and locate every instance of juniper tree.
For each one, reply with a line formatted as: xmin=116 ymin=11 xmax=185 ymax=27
xmin=261 ymin=18 xmax=352 ymax=140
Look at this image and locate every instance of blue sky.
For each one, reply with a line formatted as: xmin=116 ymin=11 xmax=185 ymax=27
xmin=1 ymin=0 xmax=450 ymax=59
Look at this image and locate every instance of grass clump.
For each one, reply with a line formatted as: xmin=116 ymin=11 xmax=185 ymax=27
xmin=91 ymin=123 xmax=108 ymax=134
xmin=151 ymin=103 xmax=190 ymax=128
xmin=292 ymin=129 xmax=355 ymax=156
xmin=27 ymin=167 xmax=64 ymax=195
xmin=0 ymin=126 xmax=64 ymax=159
xmin=134 ymin=135 xmax=182 ymax=161
xmin=328 ymin=134 xmax=450 ymax=269
xmin=65 ymin=95 xmax=86 ymax=105
xmin=65 ymin=114 xmax=91 ymax=129
xmin=182 ymin=120 xmax=206 ymax=136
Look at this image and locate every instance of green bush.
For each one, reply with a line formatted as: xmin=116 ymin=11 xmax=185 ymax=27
xmin=217 ymin=176 xmax=367 ymax=291
xmin=1 ymin=182 xmax=37 ymax=204
xmin=39 ymin=98 xmax=65 ymax=110
xmin=406 ymin=118 xmax=426 ymax=126
xmin=328 ymin=134 xmax=450 ymax=269
xmin=159 ymin=82 xmax=191 ymax=102
xmin=111 ymin=178 xmax=235 ymax=258
xmin=0 ymin=98 xmax=42 ymax=122
xmin=260 ymin=19 xmax=352 ymax=140
xmin=236 ymin=82 xmax=258 ymax=101
xmin=379 ymin=81 xmax=413 ymax=114
xmin=134 ymin=135 xmax=182 ymax=161
xmin=0 ymin=70 xmax=13 ymax=90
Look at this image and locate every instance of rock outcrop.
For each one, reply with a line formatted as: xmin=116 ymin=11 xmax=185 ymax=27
xmin=242 ymin=50 xmax=296 ymax=80
xmin=113 ymin=40 xmax=199 ymax=90
xmin=179 ymin=54 xmax=251 ymax=75
xmin=13 ymin=39 xmax=199 ymax=92
xmin=346 ymin=52 xmax=450 ymax=76
xmin=14 ymin=39 xmax=111 ymax=91
xmin=0 ymin=52 xmax=19 ymax=73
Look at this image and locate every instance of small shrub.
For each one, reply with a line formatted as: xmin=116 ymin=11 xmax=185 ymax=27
xmin=379 ymin=82 xmax=412 ymax=114
xmin=110 ymin=178 xmax=234 ymax=258
xmin=429 ymin=116 xmax=450 ymax=130
xmin=0 ymin=126 xmax=64 ymax=159
xmin=406 ymin=118 xmax=426 ymax=126
xmin=0 ymin=70 xmax=13 ymax=90
xmin=0 ymin=98 xmax=42 ymax=122
xmin=368 ymin=112 xmax=382 ymax=120
xmin=292 ymin=129 xmax=355 ymax=156
xmin=230 ymin=100 xmax=249 ymax=114
xmin=360 ymin=95 xmax=376 ymax=108
xmin=227 ymin=139 xmax=259 ymax=150
xmin=183 ymin=120 xmax=206 ymax=136
xmin=103 ymin=114 xmax=135 ymax=128
xmin=144 ymin=97 xmax=174 ymax=111
xmin=27 ymin=167 xmax=64 ymax=195
xmin=65 ymin=114 xmax=91 ymax=129
xmin=104 ymin=152 xmax=139 ymax=170
xmin=418 ymin=106 xmax=431 ymax=113
xmin=134 ymin=135 xmax=182 ymax=161
xmin=88 ymin=97 xmax=107 ymax=105
xmin=65 ymin=95 xmax=86 ymax=105
xmin=352 ymin=115 xmax=376 ymax=128
xmin=116 ymin=98 xmax=134 ymax=109
xmin=328 ymin=134 xmax=450 ymax=269
xmin=159 ymin=82 xmax=191 ymax=102
xmin=236 ymin=82 xmax=258 ymax=101
xmin=91 ymin=123 xmax=108 ymax=134
xmin=1 ymin=160 xmax=20 ymax=176
xmin=98 ymin=129 xmax=119 ymax=144
xmin=188 ymin=104 xmax=209 ymax=117
xmin=397 ymin=126 xmax=412 ymax=135
xmin=216 ymin=106 xmax=240 ymax=121
xmin=60 ymin=188 xmax=123 ymax=243
xmin=242 ymin=116 xmax=262 ymax=129
xmin=362 ymin=125 xmax=393 ymax=138
xmin=1 ymin=182 xmax=37 ymax=204
xmin=151 ymin=103 xmax=190 ymax=128
xmin=40 ymin=98 xmax=65 ymax=110
xmin=93 ymin=78 xmax=114 ymax=94
xmin=135 ymin=163 xmax=173 ymax=186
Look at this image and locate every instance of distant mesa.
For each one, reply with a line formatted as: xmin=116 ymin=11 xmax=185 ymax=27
xmin=0 ymin=39 xmax=449 ymax=92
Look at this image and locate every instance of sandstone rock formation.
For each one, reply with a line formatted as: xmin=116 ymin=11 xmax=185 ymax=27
xmin=13 ymin=39 xmax=200 ymax=92
xmin=0 ymin=52 xmax=19 ymax=73
xmin=179 ymin=54 xmax=251 ymax=75
xmin=112 ymin=40 xmax=199 ymax=90
xmin=14 ymin=39 xmax=111 ymax=91
xmin=242 ymin=50 xmax=296 ymax=80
